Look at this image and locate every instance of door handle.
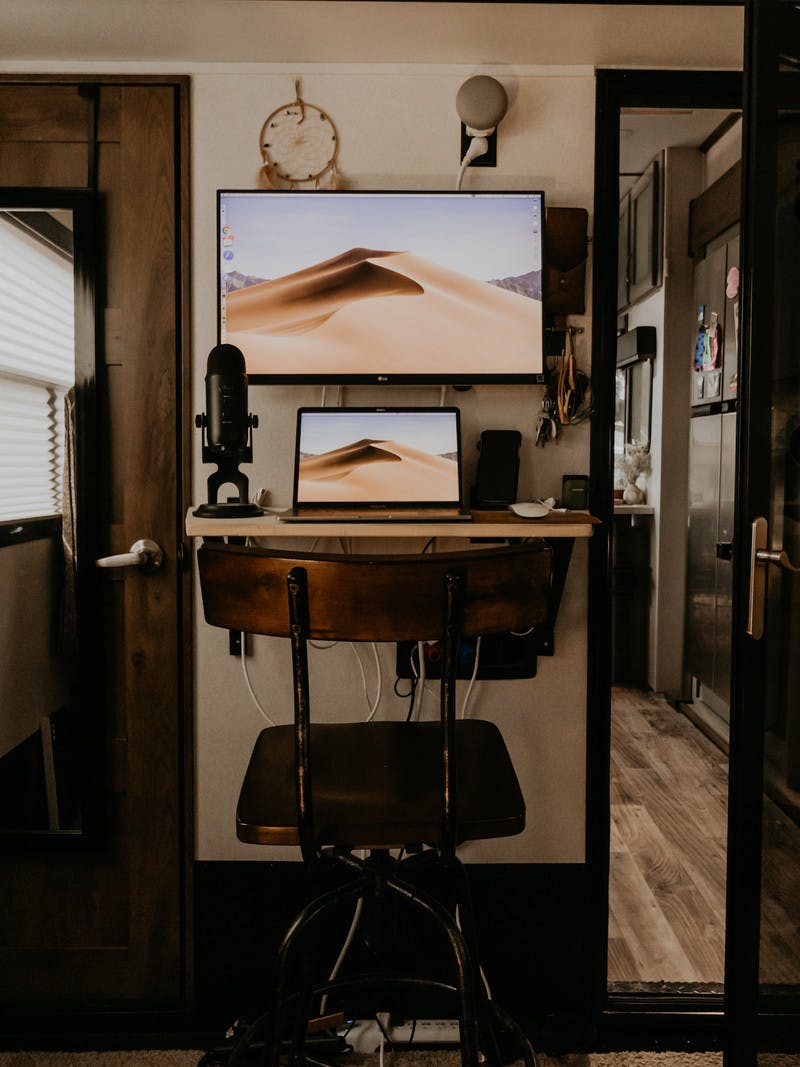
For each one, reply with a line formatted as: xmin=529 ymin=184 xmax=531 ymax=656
xmin=755 ymin=547 xmax=800 ymax=573
xmin=96 ymin=538 xmax=164 ymax=572
xmin=747 ymin=516 xmax=800 ymax=639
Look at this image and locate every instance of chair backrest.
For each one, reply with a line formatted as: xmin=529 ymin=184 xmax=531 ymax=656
xmin=197 ymin=540 xmax=554 ymax=860
xmin=197 ymin=540 xmax=554 ymax=642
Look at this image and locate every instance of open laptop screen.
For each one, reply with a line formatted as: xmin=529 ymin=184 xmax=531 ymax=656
xmin=294 ymin=408 xmax=464 ymax=508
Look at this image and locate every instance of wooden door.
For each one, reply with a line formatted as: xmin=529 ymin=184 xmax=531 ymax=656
xmin=0 ymin=80 xmax=190 ymax=1008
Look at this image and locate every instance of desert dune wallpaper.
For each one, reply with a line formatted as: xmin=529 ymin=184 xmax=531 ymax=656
xmin=294 ymin=410 xmax=462 ymax=504
xmin=219 ymin=192 xmax=543 ymax=378
xmin=297 ymin=437 xmax=459 ymax=503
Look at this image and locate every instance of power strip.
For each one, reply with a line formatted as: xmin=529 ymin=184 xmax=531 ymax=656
xmin=344 ymin=1017 xmax=460 ymax=1050
xmin=389 ymin=1019 xmax=461 ymax=1043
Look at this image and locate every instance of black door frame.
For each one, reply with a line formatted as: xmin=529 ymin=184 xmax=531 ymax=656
xmin=588 ymin=68 xmax=743 ymax=1049
xmin=725 ymin=1 xmax=800 ymax=1060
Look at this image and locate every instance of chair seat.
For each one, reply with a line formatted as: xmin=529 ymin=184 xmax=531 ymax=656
xmin=237 ymin=719 xmax=525 ymax=848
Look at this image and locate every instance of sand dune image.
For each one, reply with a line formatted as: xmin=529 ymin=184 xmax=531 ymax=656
xmin=225 ymin=248 xmax=541 ymax=376
xmin=297 ymin=438 xmax=458 ymax=502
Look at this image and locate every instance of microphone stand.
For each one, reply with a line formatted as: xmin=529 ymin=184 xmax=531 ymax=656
xmin=193 ymin=411 xmax=264 ymax=518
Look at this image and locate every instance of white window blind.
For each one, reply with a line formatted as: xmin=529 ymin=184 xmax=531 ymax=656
xmin=0 ymin=213 xmax=74 ymax=523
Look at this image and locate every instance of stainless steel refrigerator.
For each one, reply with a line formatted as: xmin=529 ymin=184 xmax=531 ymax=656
xmin=684 ymin=228 xmax=739 ymax=721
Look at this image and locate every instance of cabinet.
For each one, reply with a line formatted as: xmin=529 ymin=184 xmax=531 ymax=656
xmin=618 ymin=155 xmax=663 ymax=311
xmin=612 ymin=511 xmax=652 ymax=686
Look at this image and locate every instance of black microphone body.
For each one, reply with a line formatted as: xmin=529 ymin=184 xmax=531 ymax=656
xmin=205 ymin=343 xmax=250 ymax=455
xmin=194 ymin=344 xmax=263 ymax=517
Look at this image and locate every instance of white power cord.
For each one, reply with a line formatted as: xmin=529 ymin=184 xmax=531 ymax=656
xmin=241 ymin=634 xmax=277 ymax=726
xmin=459 ymin=635 xmax=482 ymax=719
xmin=455 ymin=902 xmax=493 ymax=999
xmin=351 ymin=642 xmax=382 ymax=722
xmin=320 ymin=894 xmax=364 ymax=1014
xmin=411 ymin=641 xmax=429 ymax=721
xmin=456 ymin=130 xmax=492 ymax=191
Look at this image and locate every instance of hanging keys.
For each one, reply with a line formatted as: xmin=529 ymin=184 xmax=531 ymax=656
xmin=536 ymin=392 xmax=558 ymax=446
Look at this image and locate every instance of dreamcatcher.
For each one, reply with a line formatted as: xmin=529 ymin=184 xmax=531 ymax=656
xmin=259 ymin=80 xmax=342 ymax=189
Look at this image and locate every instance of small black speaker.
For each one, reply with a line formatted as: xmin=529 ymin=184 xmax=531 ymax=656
xmin=562 ymin=474 xmax=590 ymax=510
xmin=471 ymin=429 xmax=522 ymax=510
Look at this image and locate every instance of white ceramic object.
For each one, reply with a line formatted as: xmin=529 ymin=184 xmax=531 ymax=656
xmin=510 ymin=501 xmax=551 ymax=519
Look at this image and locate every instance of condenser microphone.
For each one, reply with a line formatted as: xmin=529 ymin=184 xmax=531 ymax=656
xmin=193 ymin=344 xmax=263 ymax=518
xmin=205 ymin=343 xmax=249 ymax=455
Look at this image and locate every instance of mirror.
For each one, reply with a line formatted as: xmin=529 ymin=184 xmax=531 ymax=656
xmin=0 ymin=188 xmax=97 ymax=837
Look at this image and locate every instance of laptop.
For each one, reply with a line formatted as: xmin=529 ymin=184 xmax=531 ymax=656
xmin=279 ymin=407 xmax=473 ymax=523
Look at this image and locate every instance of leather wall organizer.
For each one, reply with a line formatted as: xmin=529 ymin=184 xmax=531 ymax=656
xmin=544 ymin=207 xmax=589 ymax=318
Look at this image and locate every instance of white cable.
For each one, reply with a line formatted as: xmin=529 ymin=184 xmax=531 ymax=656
xmin=350 ymin=642 xmax=382 ymax=721
xmin=350 ymin=641 xmax=368 ymax=699
xmin=415 ymin=641 xmax=426 ymax=720
xmin=241 ymin=634 xmax=277 ymax=726
xmin=364 ymin=642 xmax=382 ymax=722
xmin=409 ymin=643 xmax=439 ymax=721
xmin=455 ymin=903 xmax=493 ymax=999
xmin=456 ymin=133 xmax=490 ymax=191
xmin=459 ymin=635 xmax=482 ymax=719
xmin=320 ymin=895 xmax=364 ymax=1014
xmin=439 ymin=384 xmax=446 ymax=407
xmin=321 ymin=385 xmax=327 ymax=406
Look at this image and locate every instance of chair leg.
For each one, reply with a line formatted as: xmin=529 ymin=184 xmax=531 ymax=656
xmin=449 ymin=858 xmax=537 ymax=1067
xmin=267 ymin=876 xmax=368 ymax=1067
xmin=286 ymin=950 xmax=315 ymax=1067
xmin=441 ymin=859 xmax=494 ymax=1062
xmin=226 ymin=873 xmax=367 ymax=1067
xmin=382 ymin=867 xmax=481 ymax=1067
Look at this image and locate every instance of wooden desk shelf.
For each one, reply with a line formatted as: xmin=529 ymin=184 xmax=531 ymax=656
xmin=185 ymin=508 xmax=598 ymax=541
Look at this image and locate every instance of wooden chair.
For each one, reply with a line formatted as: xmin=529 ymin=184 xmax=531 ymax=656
xmin=197 ymin=540 xmax=553 ymax=1067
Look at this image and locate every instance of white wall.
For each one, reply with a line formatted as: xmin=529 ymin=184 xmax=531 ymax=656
xmin=191 ymin=65 xmax=595 ymax=863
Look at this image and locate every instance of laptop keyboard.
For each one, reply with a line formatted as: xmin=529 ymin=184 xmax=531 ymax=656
xmin=280 ymin=508 xmax=473 ymax=523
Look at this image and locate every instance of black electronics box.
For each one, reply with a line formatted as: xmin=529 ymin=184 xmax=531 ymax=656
xmin=562 ymin=474 xmax=590 ymax=510
xmin=471 ymin=429 xmax=522 ymax=510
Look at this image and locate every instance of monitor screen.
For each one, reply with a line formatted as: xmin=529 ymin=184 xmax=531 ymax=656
xmin=293 ymin=407 xmax=463 ymax=506
xmin=218 ymin=190 xmax=545 ymax=385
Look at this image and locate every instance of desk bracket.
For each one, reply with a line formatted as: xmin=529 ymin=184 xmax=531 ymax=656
xmin=530 ymin=537 xmax=574 ymax=656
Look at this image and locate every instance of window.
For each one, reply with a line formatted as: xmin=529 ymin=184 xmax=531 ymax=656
xmin=0 ymin=210 xmax=75 ymax=522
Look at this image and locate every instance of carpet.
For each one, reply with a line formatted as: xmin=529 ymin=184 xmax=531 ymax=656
xmin=0 ymin=1052 xmax=728 ymax=1067
xmin=0 ymin=1051 xmax=798 ymax=1067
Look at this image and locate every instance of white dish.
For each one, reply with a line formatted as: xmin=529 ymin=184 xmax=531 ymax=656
xmin=510 ymin=501 xmax=551 ymax=519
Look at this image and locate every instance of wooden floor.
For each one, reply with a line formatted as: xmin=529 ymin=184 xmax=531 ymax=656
xmin=608 ymin=686 xmax=800 ymax=991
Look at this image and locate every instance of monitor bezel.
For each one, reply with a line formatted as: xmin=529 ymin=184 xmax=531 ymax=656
xmin=216 ymin=188 xmax=546 ymax=386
